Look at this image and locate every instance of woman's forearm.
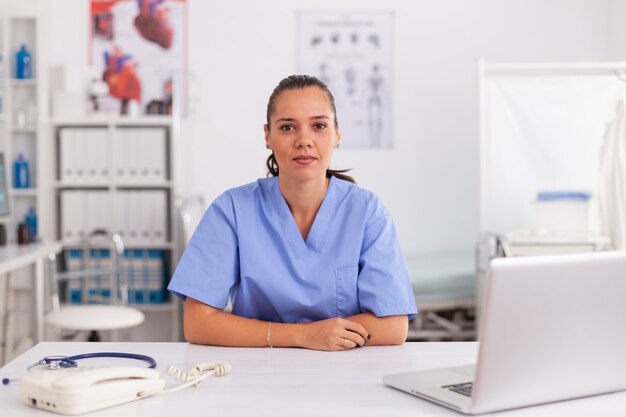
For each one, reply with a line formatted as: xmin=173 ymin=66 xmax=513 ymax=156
xmin=185 ymin=297 xmax=333 ymax=348
xmin=345 ymin=313 xmax=409 ymax=345
xmin=184 ymin=298 xmax=404 ymax=349
xmin=184 ymin=297 xmax=297 ymax=347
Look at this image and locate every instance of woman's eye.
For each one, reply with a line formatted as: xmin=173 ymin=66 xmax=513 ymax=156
xmin=314 ymin=123 xmax=327 ymax=129
xmin=279 ymin=125 xmax=295 ymax=131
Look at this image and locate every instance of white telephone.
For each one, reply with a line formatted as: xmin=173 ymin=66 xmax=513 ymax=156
xmin=20 ymin=361 xmax=231 ymax=415
xmin=21 ymin=367 xmax=164 ymax=415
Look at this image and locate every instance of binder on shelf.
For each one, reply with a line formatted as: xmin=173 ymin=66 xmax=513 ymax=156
xmin=148 ymin=250 xmax=166 ymax=303
xmin=122 ymin=249 xmax=166 ymax=304
xmin=114 ymin=127 xmax=167 ymax=184
xmin=112 ymin=191 xmax=128 ymax=241
xmin=127 ymin=191 xmax=140 ymax=242
xmin=60 ymin=191 xmax=83 ymax=240
xmin=126 ymin=130 xmax=139 ymax=180
xmin=61 ymin=190 xmax=115 ymax=240
xmin=65 ymin=249 xmax=83 ymax=304
xmin=91 ymin=129 xmax=109 ymax=184
xmin=59 ymin=128 xmax=74 ymax=182
xmin=142 ymin=128 xmax=167 ymax=183
xmin=112 ymin=190 xmax=167 ymax=245
xmin=60 ymin=128 xmax=109 ymax=185
xmin=63 ymin=247 xmax=170 ymax=305
xmin=74 ymin=131 xmax=86 ymax=183
xmin=148 ymin=190 xmax=167 ymax=241
xmin=114 ymin=128 xmax=129 ymax=180
xmin=86 ymin=191 xmax=111 ymax=235
xmin=63 ymin=248 xmax=110 ymax=305
xmin=138 ymin=129 xmax=150 ymax=181
xmin=137 ymin=191 xmax=150 ymax=241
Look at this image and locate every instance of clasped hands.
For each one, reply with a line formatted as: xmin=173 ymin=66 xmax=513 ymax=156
xmin=300 ymin=318 xmax=370 ymax=351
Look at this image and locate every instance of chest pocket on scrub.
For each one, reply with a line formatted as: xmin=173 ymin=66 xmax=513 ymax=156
xmin=335 ymin=266 xmax=359 ymax=317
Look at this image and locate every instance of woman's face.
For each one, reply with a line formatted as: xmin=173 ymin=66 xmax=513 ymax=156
xmin=265 ymin=87 xmax=340 ymax=184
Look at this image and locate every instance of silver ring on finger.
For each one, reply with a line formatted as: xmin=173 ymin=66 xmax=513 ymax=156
xmin=342 ymin=337 xmax=347 ymax=347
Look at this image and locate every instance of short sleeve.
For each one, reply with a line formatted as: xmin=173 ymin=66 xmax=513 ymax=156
xmin=357 ymin=195 xmax=417 ymax=320
xmin=167 ymin=193 xmax=239 ymax=309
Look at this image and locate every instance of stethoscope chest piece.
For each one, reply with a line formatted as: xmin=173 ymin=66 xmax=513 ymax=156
xmin=32 ymin=356 xmax=78 ymax=371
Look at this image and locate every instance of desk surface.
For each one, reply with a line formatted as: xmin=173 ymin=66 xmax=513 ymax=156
xmin=0 ymin=241 xmax=63 ymax=348
xmin=0 ymin=241 xmax=62 ymax=275
xmin=1 ymin=342 xmax=625 ymax=417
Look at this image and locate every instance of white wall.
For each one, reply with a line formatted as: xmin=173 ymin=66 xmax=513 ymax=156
xmin=608 ymin=0 xmax=626 ymax=58
xmin=2 ymin=0 xmax=617 ymax=255
xmin=180 ymin=0 xmax=613 ymax=255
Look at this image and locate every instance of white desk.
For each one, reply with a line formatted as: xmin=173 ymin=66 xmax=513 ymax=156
xmin=1 ymin=342 xmax=625 ymax=416
xmin=0 ymin=242 xmax=62 ymax=344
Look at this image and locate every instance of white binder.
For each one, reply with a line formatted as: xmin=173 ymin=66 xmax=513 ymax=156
xmin=114 ymin=128 xmax=128 ymax=181
xmin=144 ymin=128 xmax=167 ymax=183
xmin=93 ymin=129 xmax=109 ymax=184
xmin=112 ymin=191 xmax=127 ymax=240
xmin=60 ymin=191 xmax=76 ymax=240
xmin=146 ymin=190 xmax=167 ymax=242
xmin=87 ymin=191 xmax=112 ymax=234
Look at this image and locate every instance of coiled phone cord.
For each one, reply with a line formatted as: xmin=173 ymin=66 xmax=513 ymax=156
xmin=139 ymin=360 xmax=232 ymax=397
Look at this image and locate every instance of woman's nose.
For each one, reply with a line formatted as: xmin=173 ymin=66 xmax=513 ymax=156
xmin=295 ymin=132 xmax=314 ymax=148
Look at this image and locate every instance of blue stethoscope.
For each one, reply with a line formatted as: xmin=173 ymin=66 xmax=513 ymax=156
xmin=2 ymin=352 xmax=157 ymax=385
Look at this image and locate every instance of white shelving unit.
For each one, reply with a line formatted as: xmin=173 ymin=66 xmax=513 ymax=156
xmin=0 ymin=16 xmax=50 ymax=243
xmin=0 ymin=14 xmax=54 ymax=362
xmin=51 ymin=117 xmax=181 ymax=342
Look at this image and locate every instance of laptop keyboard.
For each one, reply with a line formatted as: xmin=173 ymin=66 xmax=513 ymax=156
xmin=442 ymin=382 xmax=473 ymax=397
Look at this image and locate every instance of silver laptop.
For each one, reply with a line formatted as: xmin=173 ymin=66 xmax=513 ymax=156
xmin=384 ymin=251 xmax=626 ymax=414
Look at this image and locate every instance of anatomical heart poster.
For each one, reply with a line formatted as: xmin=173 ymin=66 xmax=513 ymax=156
xmin=90 ymin=0 xmax=186 ymax=116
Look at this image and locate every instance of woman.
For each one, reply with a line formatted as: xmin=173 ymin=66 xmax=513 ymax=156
xmin=168 ymin=75 xmax=416 ymax=351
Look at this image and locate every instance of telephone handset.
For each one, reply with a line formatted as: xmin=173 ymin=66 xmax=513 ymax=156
xmin=21 ymin=360 xmax=231 ymax=415
xmin=21 ymin=367 xmax=165 ymax=415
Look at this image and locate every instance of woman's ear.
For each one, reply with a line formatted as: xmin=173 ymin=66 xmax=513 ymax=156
xmin=264 ymin=124 xmax=271 ymax=149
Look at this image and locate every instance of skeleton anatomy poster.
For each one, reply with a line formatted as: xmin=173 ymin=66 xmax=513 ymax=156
xmin=90 ymin=0 xmax=186 ymax=116
xmin=298 ymin=11 xmax=393 ymax=149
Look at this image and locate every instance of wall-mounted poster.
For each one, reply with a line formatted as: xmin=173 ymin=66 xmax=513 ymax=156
xmin=298 ymin=11 xmax=393 ymax=149
xmin=90 ymin=0 xmax=186 ymax=116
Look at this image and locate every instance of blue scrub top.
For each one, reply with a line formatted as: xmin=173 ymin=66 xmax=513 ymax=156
xmin=168 ymin=176 xmax=417 ymax=323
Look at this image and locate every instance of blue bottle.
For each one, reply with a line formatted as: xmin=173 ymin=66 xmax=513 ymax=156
xmin=25 ymin=207 xmax=37 ymax=241
xmin=16 ymin=44 xmax=32 ymax=79
xmin=13 ymin=153 xmax=30 ymax=188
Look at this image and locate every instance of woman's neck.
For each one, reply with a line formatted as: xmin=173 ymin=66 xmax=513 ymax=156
xmin=278 ymin=175 xmax=330 ymax=240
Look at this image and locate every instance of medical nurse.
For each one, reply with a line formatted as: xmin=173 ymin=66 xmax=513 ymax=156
xmin=168 ymin=75 xmax=417 ymax=351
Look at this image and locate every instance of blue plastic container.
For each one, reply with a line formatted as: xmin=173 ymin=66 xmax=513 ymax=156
xmin=25 ymin=206 xmax=37 ymax=241
xmin=16 ymin=44 xmax=32 ymax=79
xmin=13 ymin=153 xmax=30 ymax=188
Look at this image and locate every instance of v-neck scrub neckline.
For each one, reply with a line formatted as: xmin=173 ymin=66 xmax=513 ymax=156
xmin=273 ymin=175 xmax=338 ymax=257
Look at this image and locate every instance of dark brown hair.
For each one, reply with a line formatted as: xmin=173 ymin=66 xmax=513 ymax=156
xmin=265 ymin=75 xmax=355 ymax=184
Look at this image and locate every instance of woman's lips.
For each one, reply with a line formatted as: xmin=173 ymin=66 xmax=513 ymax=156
xmin=293 ymin=155 xmax=316 ymax=165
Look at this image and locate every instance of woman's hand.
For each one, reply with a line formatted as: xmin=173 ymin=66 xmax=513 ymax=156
xmin=298 ymin=318 xmax=370 ymax=351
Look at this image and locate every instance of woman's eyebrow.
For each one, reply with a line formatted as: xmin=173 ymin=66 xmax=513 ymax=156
xmin=275 ymin=117 xmax=296 ymax=123
xmin=274 ymin=115 xmax=330 ymax=123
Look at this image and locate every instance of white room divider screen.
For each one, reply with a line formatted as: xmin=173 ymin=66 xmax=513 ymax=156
xmin=478 ymin=61 xmax=626 ymax=238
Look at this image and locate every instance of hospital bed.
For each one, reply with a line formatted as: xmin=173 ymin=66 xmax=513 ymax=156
xmin=405 ymin=252 xmax=476 ymax=341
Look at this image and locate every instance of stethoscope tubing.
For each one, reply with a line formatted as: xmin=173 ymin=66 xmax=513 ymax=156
xmin=61 ymin=352 xmax=157 ymax=368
